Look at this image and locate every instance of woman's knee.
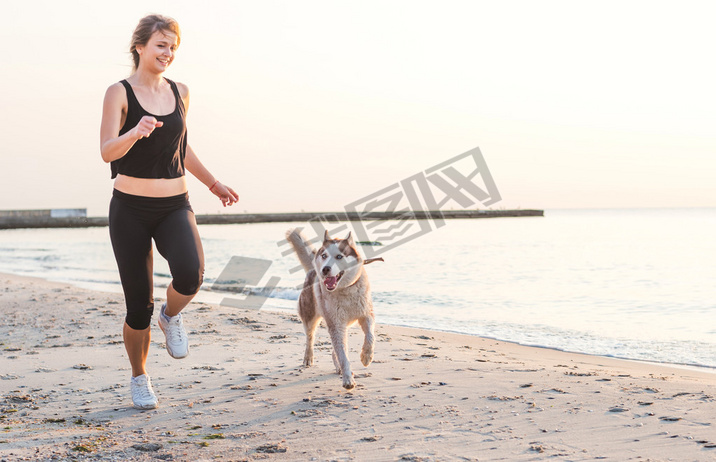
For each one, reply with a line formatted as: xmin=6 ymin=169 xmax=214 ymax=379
xmin=125 ymin=303 xmax=154 ymax=330
xmin=172 ymin=263 xmax=204 ymax=295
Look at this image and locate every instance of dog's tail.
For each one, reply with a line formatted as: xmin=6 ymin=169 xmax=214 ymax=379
xmin=285 ymin=228 xmax=315 ymax=272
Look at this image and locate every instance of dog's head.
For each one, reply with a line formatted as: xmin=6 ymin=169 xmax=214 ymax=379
xmin=314 ymin=230 xmax=363 ymax=292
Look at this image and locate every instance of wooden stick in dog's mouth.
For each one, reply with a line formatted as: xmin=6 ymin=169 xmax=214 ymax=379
xmin=364 ymin=258 xmax=385 ymax=265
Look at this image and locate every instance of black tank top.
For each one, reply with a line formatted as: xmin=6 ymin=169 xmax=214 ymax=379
xmin=111 ymin=78 xmax=187 ymax=179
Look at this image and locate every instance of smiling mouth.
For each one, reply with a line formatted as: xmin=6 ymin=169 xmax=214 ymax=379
xmin=323 ymin=271 xmax=344 ymax=291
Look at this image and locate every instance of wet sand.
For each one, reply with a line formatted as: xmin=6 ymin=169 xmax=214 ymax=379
xmin=1 ymin=272 xmax=715 ymax=461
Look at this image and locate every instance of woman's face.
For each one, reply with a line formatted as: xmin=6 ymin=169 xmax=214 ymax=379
xmin=136 ymin=30 xmax=178 ymax=73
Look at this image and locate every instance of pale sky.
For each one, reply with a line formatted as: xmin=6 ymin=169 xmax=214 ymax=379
xmin=0 ymin=0 xmax=714 ymax=216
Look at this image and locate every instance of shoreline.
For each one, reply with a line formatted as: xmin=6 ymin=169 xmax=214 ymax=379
xmin=6 ymin=270 xmax=716 ymax=375
xmin=2 ymin=272 xmax=716 ymax=461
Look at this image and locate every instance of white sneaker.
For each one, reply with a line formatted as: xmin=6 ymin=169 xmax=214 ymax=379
xmin=131 ymin=374 xmax=158 ymax=410
xmin=158 ymin=303 xmax=189 ymax=359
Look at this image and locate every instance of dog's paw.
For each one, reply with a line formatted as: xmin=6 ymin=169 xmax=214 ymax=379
xmin=342 ymin=375 xmax=356 ymax=390
xmin=360 ymin=348 xmax=374 ymax=367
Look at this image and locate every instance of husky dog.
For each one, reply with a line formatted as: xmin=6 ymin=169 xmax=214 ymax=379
xmin=285 ymin=229 xmax=375 ymax=389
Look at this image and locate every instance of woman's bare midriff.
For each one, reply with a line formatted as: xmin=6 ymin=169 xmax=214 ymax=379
xmin=114 ymin=174 xmax=188 ymax=197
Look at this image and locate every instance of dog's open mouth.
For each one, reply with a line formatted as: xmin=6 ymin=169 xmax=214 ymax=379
xmin=323 ymin=271 xmax=344 ymax=291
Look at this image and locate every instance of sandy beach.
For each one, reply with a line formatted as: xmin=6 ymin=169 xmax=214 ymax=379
xmin=1 ymin=272 xmax=715 ymax=461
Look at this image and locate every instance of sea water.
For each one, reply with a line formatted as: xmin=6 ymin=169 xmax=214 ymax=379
xmin=0 ymin=208 xmax=714 ymax=369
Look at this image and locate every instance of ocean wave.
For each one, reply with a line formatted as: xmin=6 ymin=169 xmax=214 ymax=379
xmin=202 ymin=284 xmax=301 ymax=301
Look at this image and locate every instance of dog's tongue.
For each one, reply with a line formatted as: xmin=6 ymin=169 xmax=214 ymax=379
xmin=325 ymin=276 xmax=338 ymax=290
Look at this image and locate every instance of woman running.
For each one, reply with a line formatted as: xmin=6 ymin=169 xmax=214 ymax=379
xmin=100 ymin=14 xmax=239 ymax=409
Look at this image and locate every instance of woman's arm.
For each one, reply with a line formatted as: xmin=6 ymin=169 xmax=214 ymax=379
xmin=100 ymin=83 xmax=163 ymax=163
xmin=185 ymin=145 xmax=239 ymax=207
xmin=177 ymin=81 xmax=239 ymax=207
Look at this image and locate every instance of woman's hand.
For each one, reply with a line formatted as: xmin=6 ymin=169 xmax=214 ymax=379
xmin=210 ymin=181 xmax=239 ymax=207
xmin=132 ymin=115 xmax=164 ymax=140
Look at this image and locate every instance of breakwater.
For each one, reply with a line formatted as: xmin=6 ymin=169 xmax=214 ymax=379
xmin=0 ymin=208 xmax=543 ymax=230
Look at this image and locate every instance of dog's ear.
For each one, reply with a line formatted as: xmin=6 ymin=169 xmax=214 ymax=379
xmin=323 ymin=230 xmax=331 ymax=243
xmin=345 ymin=231 xmax=356 ymax=247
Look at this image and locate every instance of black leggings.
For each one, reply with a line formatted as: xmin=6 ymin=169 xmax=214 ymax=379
xmin=109 ymin=189 xmax=204 ymax=330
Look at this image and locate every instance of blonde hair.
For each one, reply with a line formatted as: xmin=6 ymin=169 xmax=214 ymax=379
xmin=129 ymin=14 xmax=181 ymax=71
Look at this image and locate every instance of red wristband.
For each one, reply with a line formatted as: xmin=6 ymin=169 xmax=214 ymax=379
xmin=209 ymin=180 xmax=219 ymax=192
